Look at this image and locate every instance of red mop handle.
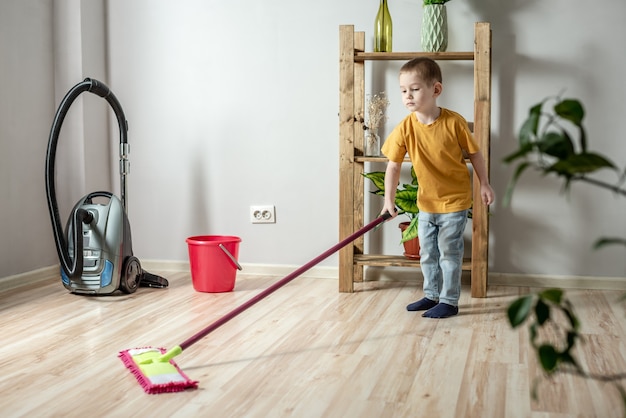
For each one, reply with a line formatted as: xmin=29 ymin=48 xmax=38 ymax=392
xmin=178 ymin=212 xmax=393 ymax=350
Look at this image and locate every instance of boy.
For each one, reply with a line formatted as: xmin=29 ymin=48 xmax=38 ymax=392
xmin=380 ymin=58 xmax=494 ymax=318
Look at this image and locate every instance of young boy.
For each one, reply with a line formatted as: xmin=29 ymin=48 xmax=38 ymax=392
xmin=380 ymin=58 xmax=494 ymax=318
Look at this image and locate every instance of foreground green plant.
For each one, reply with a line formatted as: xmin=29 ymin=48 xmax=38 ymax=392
xmin=508 ymin=289 xmax=626 ymax=408
xmin=504 ymin=95 xmax=626 ymax=414
xmin=504 ymin=95 xmax=626 ymax=249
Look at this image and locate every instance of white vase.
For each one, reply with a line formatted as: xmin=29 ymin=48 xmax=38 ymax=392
xmin=421 ymin=4 xmax=448 ymax=52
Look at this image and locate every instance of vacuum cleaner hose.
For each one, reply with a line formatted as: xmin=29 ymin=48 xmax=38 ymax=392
xmin=45 ymin=78 xmax=128 ymax=280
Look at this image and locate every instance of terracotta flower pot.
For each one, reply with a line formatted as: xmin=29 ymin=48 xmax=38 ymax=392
xmin=399 ymin=222 xmax=420 ymax=260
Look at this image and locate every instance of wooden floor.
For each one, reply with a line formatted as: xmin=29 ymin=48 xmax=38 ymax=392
xmin=1 ymin=271 xmax=625 ymax=418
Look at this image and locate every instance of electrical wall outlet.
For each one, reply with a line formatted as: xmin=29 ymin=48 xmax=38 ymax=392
xmin=250 ymin=205 xmax=276 ymax=224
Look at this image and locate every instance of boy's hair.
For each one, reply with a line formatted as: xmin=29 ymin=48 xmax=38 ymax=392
xmin=400 ymin=58 xmax=442 ymax=85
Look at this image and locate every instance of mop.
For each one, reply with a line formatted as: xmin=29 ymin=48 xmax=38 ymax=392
xmin=119 ymin=212 xmax=392 ymax=394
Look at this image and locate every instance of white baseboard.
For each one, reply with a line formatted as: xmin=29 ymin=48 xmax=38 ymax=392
xmin=488 ymin=272 xmax=626 ymax=291
xmin=141 ymin=260 xmax=340 ymax=279
xmin=0 ymin=265 xmax=59 ymax=292
xmin=2 ymin=262 xmax=625 ymax=293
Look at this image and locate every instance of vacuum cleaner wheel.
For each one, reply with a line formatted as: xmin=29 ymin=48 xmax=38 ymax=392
xmin=120 ymin=256 xmax=141 ymax=294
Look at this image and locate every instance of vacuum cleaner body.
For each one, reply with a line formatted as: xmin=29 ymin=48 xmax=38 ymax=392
xmin=62 ymin=192 xmax=137 ymax=294
xmin=46 ymin=78 xmax=166 ymax=295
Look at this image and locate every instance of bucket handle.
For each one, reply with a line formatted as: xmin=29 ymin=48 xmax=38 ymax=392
xmin=219 ymin=244 xmax=243 ymax=271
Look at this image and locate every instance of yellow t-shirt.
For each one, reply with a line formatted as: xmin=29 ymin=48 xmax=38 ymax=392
xmin=381 ymin=108 xmax=479 ymax=213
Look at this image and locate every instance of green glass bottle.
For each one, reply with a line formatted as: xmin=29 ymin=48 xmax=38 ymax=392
xmin=374 ymin=0 xmax=392 ymax=52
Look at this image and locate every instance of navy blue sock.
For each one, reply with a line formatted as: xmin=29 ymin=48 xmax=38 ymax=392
xmin=422 ymin=303 xmax=459 ymax=318
xmin=406 ymin=297 xmax=438 ymax=311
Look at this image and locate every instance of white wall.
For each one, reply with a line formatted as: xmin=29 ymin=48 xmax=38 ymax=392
xmin=0 ymin=0 xmax=56 ymax=276
xmin=1 ymin=0 xmax=625 ymax=279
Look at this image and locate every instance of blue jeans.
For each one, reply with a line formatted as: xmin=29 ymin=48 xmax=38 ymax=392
xmin=417 ymin=210 xmax=468 ymax=306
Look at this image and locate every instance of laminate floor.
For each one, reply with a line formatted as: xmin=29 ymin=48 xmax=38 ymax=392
xmin=1 ymin=271 xmax=625 ymax=417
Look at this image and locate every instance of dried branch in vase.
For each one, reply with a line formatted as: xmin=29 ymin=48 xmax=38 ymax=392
xmin=365 ymin=92 xmax=390 ymax=133
xmin=364 ymin=92 xmax=390 ymax=157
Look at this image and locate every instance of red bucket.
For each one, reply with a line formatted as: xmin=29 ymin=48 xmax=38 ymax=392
xmin=186 ymin=235 xmax=242 ymax=293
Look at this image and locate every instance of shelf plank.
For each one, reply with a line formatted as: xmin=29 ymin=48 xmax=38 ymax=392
xmin=355 ymin=254 xmax=472 ymax=271
xmin=355 ymin=51 xmax=474 ymax=62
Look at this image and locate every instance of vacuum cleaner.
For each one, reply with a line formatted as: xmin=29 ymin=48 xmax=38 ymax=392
xmin=45 ymin=78 xmax=168 ymax=295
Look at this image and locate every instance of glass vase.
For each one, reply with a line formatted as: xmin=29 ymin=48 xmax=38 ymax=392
xmin=365 ymin=131 xmax=381 ymax=157
xmin=421 ymin=4 xmax=448 ymax=52
xmin=374 ymin=0 xmax=392 ymax=52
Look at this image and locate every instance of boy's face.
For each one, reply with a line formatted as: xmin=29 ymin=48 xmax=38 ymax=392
xmin=399 ymin=71 xmax=441 ymax=113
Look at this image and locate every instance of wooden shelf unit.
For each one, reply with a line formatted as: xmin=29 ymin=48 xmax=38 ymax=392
xmin=338 ymin=22 xmax=492 ymax=297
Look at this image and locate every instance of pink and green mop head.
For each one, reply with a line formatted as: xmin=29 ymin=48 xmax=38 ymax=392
xmin=119 ymin=212 xmax=392 ymax=394
xmin=118 ymin=346 xmax=197 ymax=394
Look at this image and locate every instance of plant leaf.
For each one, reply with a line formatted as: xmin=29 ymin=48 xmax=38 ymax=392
xmin=562 ymin=302 xmax=580 ymax=331
xmin=593 ymin=237 xmax=626 ymax=249
xmin=502 ymin=142 xmax=534 ymax=164
xmin=507 ymin=295 xmax=534 ymax=327
xmin=395 ymin=189 xmax=419 ymax=214
xmin=538 ymin=344 xmax=559 ymax=372
xmin=534 ymin=299 xmax=550 ymax=325
xmin=549 ymin=152 xmax=616 ymax=176
xmin=362 ymin=171 xmax=386 ymax=192
xmin=538 ymin=130 xmax=575 ymax=159
xmin=529 ymin=323 xmax=538 ymax=346
xmin=503 ymin=161 xmax=531 ymax=207
xmin=554 ymin=99 xmax=586 ymax=151
xmin=401 ymin=217 xmax=419 ymax=243
xmin=566 ymin=331 xmax=578 ymax=350
xmin=554 ymin=99 xmax=584 ymax=126
xmin=519 ymin=102 xmax=543 ymax=146
xmin=539 ymin=288 xmax=563 ymax=304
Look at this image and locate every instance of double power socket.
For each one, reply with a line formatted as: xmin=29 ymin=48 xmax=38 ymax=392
xmin=250 ymin=205 xmax=276 ymax=224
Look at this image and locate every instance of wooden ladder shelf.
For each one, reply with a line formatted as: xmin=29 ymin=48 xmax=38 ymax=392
xmin=338 ymin=22 xmax=492 ymax=297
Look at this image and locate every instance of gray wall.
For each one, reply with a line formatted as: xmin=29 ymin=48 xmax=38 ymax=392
xmin=1 ymin=0 xmax=625 ymax=279
xmin=1 ymin=0 xmax=56 ymax=276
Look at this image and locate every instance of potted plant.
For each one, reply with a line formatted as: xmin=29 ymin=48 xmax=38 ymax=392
xmin=503 ymin=95 xmax=626 ymax=408
xmin=363 ymin=167 xmax=420 ymax=259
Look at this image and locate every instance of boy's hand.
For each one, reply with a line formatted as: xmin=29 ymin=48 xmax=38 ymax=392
xmin=380 ymin=204 xmax=398 ymax=219
xmin=481 ymin=184 xmax=495 ymax=206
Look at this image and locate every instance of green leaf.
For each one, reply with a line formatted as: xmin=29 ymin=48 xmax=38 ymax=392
xmin=507 ymin=295 xmax=534 ymax=327
xmin=554 ymin=99 xmax=584 ymax=127
xmin=593 ymin=237 xmax=626 ymax=249
xmin=529 ymin=323 xmax=540 ymax=349
xmin=519 ymin=102 xmax=543 ymax=146
xmin=362 ymin=171 xmax=386 ymax=192
xmin=559 ymin=351 xmax=580 ymax=371
xmin=538 ymin=130 xmax=575 ymax=159
xmin=554 ymin=99 xmax=586 ymax=151
xmin=549 ymin=152 xmax=617 ymax=176
xmin=538 ymin=344 xmax=559 ymax=372
xmin=503 ymin=162 xmax=531 ymax=207
xmin=401 ymin=217 xmax=419 ymax=243
xmin=395 ymin=189 xmax=419 ymax=215
xmin=566 ymin=331 xmax=578 ymax=350
xmin=578 ymin=125 xmax=588 ymax=154
xmin=539 ymin=288 xmax=563 ymax=304
xmin=502 ymin=142 xmax=534 ymax=164
xmin=562 ymin=305 xmax=580 ymax=331
xmin=534 ymin=299 xmax=550 ymax=325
